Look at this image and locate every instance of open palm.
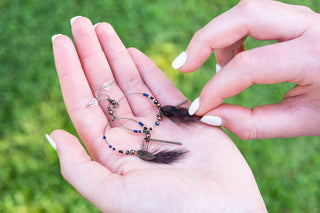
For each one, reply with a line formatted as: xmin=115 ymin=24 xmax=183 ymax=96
xmin=51 ymin=17 xmax=266 ymax=212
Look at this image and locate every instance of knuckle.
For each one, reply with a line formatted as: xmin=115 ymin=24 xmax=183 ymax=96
xmin=237 ymin=109 xmax=259 ymax=140
xmin=193 ymin=28 xmax=210 ymax=44
xmin=233 ymin=51 xmax=256 ymax=72
xmin=237 ymin=0 xmax=259 ymax=15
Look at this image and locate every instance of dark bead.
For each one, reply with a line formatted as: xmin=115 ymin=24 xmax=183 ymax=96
xmin=118 ymin=150 xmax=124 ymax=154
xmin=126 ymin=150 xmax=130 ymax=155
xmin=154 ymin=100 xmax=158 ymax=104
xmin=113 ymin=148 xmax=116 ymax=151
xmin=103 ymin=136 xmax=106 ymax=139
xmin=109 ymin=145 xmax=112 ymax=148
xmin=155 ymin=121 xmax=160 ymax=126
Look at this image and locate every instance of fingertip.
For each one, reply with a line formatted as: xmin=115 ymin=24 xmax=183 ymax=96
xmin=172 ymin=51 xmax=188 ymax=70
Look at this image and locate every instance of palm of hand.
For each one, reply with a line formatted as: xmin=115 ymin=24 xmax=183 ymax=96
xmin=51 ymin=17 xmax=266 ymax=212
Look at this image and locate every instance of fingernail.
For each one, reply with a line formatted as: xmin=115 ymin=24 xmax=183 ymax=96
xmin=172 ymin=51 xmax=188 ymax=69
xmin=45 ymin=134 xmax=57 ymax=150
xmin=93 ymin=22 xmax=100 ymax=30
xmin=216 ymin=64 xmax=222 ymax=73
xmin=200 ymin=116 xmax=223 ymax=126
xmin=188 ymin=97 xmax=200 ymax=115
xmin=52 ymin=34 xmax=62 ymax=43
xmin=70 ymin=16 xmax=82 ymax=26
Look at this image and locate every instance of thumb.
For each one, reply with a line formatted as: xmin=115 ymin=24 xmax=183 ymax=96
xmin=46 ymin=129 xmax=122 ymax=212
xmin=200 ymin=101 xmax=313 ymax=140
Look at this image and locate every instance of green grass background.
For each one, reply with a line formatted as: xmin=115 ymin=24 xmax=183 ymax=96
xmin=1 ymin=0 xmax=320 ymax=212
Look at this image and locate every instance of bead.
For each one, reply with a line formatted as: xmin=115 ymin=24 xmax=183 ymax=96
xmin=156 ymin=103 xmax=161 ymax=107
xmin=109 ymin=145 xmax=112 ymax=148
xmin=155 ymin=121 xmax=160 ymax=126
xmin=130 ymin=150 xmax=136 ymax=155
xmin=154 ymin=100 xmax=158 ymax=104
xmin=113 ymin=147 xmax=116 ymax=151
xmin=139 ymin=122 xmax=144 ymax=127
xmin=143 ymin=93 xmax=149 ymax=97
xmin=133 ymin=130 xmax=138 ymax=133
xmin=108 ymin=110 xmax=113 ymax=115
xmin=118 ymin=150 xmax=124 ymax=154
xmin=126 ymin=150 xmax=130 ymax=155
xmin=103 ymin=136 xmax=106 ymax=139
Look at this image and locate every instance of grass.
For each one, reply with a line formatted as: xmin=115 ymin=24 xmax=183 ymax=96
xmin=0 ymin=0 xmax=319 ymax=212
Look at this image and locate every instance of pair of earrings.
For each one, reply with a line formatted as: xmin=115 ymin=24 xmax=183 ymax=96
xmin=91 ymin=81 xmax=197 ymax=164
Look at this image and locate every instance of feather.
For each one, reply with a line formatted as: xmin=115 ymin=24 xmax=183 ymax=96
xmin=160 ymin=105 xmax=200 ymax=123
xmin=137 ymin=149 xmax=188 ymax=164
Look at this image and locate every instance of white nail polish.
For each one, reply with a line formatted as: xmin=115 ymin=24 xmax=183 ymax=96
xmin=172 ymin=51 xmax=188 ymax=69
xmin=216 ymin=64 xmax=222 ymax=73
xmin=93 ymin=22 xmax=100 ymax=30
xmin=188 ymin=97 xmax=200 ymax=115
xmin=200 ymin=116 xmax=223 ymax=126
xmin=70 ymin=16 xmax=82 ymax=26
xmin=45 ymin=134 xmax=57 ymax=150
xmin=52 ymin=34 xmax=62 ymax=43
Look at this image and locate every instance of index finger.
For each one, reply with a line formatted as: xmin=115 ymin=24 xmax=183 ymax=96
xmin=177 ymin=0 xmax=315 ymax=72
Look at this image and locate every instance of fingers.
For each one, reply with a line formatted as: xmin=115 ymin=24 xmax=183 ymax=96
xmin=50 ymin=130 xmax=122 ymax=212
xmin=175 ymin=0 xmax=314 ymax=72
xmin=203 ymin=97 xmax=316 ymax=139
xmin=95 ymin=23 xmax=156 ymax=117
xmin=71 ymin=17 xmax=132 ymax=117
xmin=196 ymin=40 xmax=310 ymax=115
xmin=127 ymin=48 xmax=188 ymax=106
xmin=52 ymin=35 xmax=107 ymax=158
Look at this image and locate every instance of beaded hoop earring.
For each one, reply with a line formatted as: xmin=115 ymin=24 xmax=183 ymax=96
xmin=93 ymin=82 xmax=192 ymax=164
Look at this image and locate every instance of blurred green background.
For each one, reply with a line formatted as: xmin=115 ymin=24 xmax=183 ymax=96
xmin=1 ymin=0 xmax=319 ymax=212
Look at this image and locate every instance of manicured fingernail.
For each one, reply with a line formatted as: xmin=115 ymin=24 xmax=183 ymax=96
xmin=70 ymin=16 xmax=82 ymax=26
xmin=93 ymin=22 xmax=100 ymax=29
xmin=200 ymin=116 xmax=223 ymax=126
xmin=216 ymin=64 xmax=222 ymax=73
xmin=45 ymin=134 xmax=57 ymax=150
xmin=52 ymin=34 xmax=62 ymax=43
xmin=172 ymin=51 xmax=188 ymax=69
xmin=188 ymin=97 xmax=200 ymax=115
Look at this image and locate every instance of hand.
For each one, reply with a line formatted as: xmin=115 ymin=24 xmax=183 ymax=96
xmin=173 ymin=0 xmax=320 ymax=139
xmin=50 ymin=17 xmax=266 ymax=212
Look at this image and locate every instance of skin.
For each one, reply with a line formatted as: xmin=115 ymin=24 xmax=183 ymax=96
xmin=51 ymin=17 xmax=267 ymax=212
xmin=178 ymin=0 xmax=320 ymax=139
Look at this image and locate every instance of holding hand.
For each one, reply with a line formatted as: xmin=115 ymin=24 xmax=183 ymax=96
xmin=173 ymin=0 xmax=320 ymax=139
xmin=50 ymin=17 xmax=266 ymax=212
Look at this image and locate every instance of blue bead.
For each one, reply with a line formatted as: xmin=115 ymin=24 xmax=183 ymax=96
xmin=109 ymin=145 xmax=112 ymax=148
xmin=139 ymin=122 xmax=144 ymax=127
xmin=126 ymin=150 xmax=130 ymax=155
xmin=143 ymin=93 xmax=149 ymax=97
xmin=103 ymin=136 xmax=106 ymax=139
xmin=113 ymin=148 xmax=116 ymax=151
xmin=154 ymin=100 xmax=158 ymax=104
xmin=155 ymin=121 xmax=160 ymax=126
xmin=133 ymin=130 xmax=138 ymax=133
xmin=139 ymin=130 xmax=142 ymax=133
